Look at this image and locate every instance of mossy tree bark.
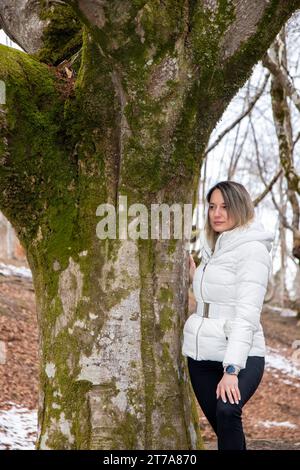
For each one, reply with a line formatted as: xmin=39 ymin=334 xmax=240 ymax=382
xmin=1 ymin=0 xmax=300 ymax=450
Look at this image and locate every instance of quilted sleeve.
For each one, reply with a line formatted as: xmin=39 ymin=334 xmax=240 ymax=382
xmin=222 ymin=241 xmax=271 ymax=370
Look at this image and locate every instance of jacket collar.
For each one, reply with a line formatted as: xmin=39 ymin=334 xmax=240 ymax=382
xmin=201 ymin=218 xmax=274 ymax=261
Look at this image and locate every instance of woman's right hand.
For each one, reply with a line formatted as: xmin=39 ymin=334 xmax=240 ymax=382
xmin=189 ymin=254 xmax=196 ymax=283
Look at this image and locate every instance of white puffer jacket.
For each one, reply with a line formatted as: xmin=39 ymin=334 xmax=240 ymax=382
xmin=182 ymin=218 xmax=274 ymax=370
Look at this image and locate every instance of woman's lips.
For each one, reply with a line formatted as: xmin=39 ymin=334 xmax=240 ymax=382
xmin=214 ymin=222 xmax=224 ymax=224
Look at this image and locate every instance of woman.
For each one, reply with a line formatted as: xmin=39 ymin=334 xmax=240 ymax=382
xmin=182 ymin=181 xmax=274 ymax=450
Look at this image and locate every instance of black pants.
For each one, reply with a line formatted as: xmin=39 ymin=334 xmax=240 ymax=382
xmin=187 ymin=355 xmax=265 ymax=450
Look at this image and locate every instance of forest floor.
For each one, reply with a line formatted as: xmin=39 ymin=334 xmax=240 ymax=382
xmin=0 ymin=258 xmax=299 ymax=450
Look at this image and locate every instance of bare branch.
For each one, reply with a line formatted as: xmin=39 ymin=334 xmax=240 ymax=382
xmin=255 ymin=151 xmax=295 ymax=234
xmin=248 ymin=114 xmax=284 ymax=208
xmin=262 ymin=50 xmax=300 ymax=114
xmin=205 ymin=72 xmax=269 ymax=156
xmin=292 ymin=129 xmax=300 ymax=150
xmin=253 ymin=169 xmax=283 ymax=206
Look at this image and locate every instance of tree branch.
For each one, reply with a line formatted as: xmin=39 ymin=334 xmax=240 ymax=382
xmin=262 ymin=51 xmax=300 ymax=114
xmin=267 ymin=37 xmax=300 ymax=194
xmin=0 ymin=45 xmax=73 ymax=244
xmin=253 ymin=169 xmax=283 ymax=206
xmin=0 ymin=1 xmax=82 ymax=65
xmin=194 ymin=0 xmax=300 ymax=164
xmin=205 ymin=72 xmax=270 ymax=156
xmin=0 ymin=0 xmax=47 ymax=53
xmin=248 ymin=113 xmax=284 ymax=207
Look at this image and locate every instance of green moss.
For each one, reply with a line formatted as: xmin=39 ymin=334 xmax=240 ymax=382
xmin=44 ymin=431 xmax=70 ymax=450
xmin=38 ymin=379 xmax=93 ymax=449
xmin=167 ymin=238 xmax=178 ymax=255
xmin=58 ymin=10 xmax=199 ymax=199
xmin=158 ymin=287 xmax=174 ymax=303
xmin=118 ymin=0 xmax=184 ymax=66
xmin=170 ymin=82 xmax=200 ymax=176
xmin=190 ymin=0 xmax=235 ymax=69
xmin=0 ymin=45 xmax=78 ymax=250
xmin=114 ymin=412 xmax=141 ymax=449
xmin=156 ymin=344 xmax=185 ymax=447
xmin=160 ymin=306 xmax=174 ymax=333
xmin=138 ymin=238 xmax=156 ymax=448
xmin=67 ymin=0 xmax=184 ymax=79
xmin=37 ymin=323 xmax=94 ymax=449
xmin=189 ymin=380 xmax=205 ymax=449
xmin=159 ymin=423 xmax=179 ymax=441
xmin=37 ymin=2 xmax=82 ymax=65
xmin=120 ymin=89 xmax=198 ymax=195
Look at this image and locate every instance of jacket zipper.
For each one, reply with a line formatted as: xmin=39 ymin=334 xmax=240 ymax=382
xmin=201 ymin=263 xmax=209 ymax=318
xmin=196 ymin=315 xmax=205 ymax=360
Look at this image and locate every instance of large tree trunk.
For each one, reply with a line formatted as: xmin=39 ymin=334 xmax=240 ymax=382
xmin=1 ymin=0 xmax=300 ymax=450
xmin=29 ymin=235 xmax=196 ymax=449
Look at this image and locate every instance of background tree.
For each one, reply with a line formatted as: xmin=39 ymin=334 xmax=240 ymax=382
xmin=1 ymin=0 xmax=300 ymax=450
xmin=198 ymin=16 xmax=300 ymax=314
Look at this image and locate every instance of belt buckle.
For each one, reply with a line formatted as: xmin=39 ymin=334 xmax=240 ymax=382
xmin=203 ymin=302 xmax=209 ymax=318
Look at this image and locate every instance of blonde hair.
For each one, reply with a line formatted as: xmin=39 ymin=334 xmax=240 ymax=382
xmin=204 ymin=181 xmax=255 ymax=251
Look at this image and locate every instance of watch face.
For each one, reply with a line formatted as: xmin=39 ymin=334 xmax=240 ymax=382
xmin=226 ymin=365 xmax=236 ymax=374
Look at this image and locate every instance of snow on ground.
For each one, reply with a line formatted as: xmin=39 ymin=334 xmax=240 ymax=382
xmin=0 ymin=262 xmax=32 ymax=279
xmin=257 ymin=421 xmax=297 ymax=429
xmin=268 ymin=306 xmax=298 ymax=318
xmin=0 ymin=403 xmax=37 ymax=450
xmin=265 ymin=346 xmax=300 ymax=379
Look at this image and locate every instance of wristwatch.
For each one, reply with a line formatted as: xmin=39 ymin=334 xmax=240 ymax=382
xmin=224 ymin=364 xmax=240 ymax=375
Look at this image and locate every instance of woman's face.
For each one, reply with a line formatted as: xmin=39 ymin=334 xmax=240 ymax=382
xmin=208 ymin=189 xmax=236 ymax=233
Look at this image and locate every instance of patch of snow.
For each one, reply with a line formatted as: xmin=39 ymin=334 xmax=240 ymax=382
xmin=0 ymin=262 xmax=32 ymax=279
xmin=265 ymin=346 xmax=300 ymax=379
xmin=280 ymin=309 xmax=298 ymax=318
xmin=0 ymin=403 xmax=37 ymax=450
xmin=45 ymin=363 xmax=56 ymax=379
xmin=0 ymin=341 xmax=7 ymax=365
xmin=268 ymin=306 xmax=283 ymax=312
xmin=281 ymin=379 xmax=300 ymax=388
xmin=266 ymin=306 xmax=297 ymax=317
xmin=257 ymin=420 xmax=297 ymax=429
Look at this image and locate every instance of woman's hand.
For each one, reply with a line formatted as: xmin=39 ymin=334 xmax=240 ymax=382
xmin=189 ymin=254 xmax=196 ymax=283
xmin=216 ymin=374 xmax=241 ymax=405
